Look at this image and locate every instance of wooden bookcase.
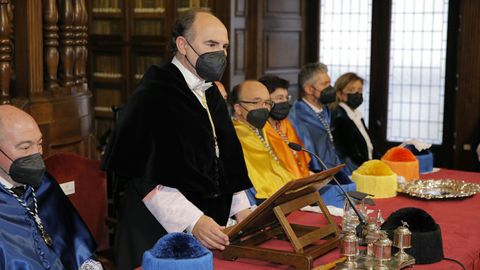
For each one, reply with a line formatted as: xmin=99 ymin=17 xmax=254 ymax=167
xmin=87 ymin=0 xmax=215 ymax=140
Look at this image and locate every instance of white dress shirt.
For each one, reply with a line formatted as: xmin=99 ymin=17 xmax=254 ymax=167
xmin=143 ymin=57 xmax=250 ymax=234
xmin=302 ymin=98 xmax=323 ymax=114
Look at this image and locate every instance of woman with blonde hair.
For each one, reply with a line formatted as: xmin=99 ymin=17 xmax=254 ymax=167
xmin=331 ymin=72 xmax=378 ymax=172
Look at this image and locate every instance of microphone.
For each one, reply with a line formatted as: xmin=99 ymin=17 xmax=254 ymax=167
xmin=288 ymin=142 xmax=366 ymax=226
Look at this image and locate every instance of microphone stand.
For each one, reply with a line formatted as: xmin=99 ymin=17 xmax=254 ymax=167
xmin=288 ymin=143 xmax=366 ymax=227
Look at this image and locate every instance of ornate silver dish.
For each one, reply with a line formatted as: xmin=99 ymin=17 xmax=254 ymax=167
xmin=400 ymin=179 xmax=480 ymax=199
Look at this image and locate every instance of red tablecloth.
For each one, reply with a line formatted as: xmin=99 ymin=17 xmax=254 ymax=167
xmin=213 ymin=169 xmax=480 ymax=270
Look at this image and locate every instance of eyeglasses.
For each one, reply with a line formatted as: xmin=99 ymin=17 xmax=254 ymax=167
xmin=239 ymin=99 xmax=275 ymax=108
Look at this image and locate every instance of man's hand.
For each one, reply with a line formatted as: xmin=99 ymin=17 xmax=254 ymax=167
xmin=192 ymin=215 xmax=229 ymax=250
xmin=234 ymin=208 xmax=252 ymax=223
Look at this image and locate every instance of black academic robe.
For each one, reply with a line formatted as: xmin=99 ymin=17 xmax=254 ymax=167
xmin=102 ymin=63 xmax=252 ymax=269
xmin=331 ymin=106 xmax=379 ymax=167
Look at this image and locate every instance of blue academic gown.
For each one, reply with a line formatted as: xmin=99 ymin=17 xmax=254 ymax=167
xmin=0 ymin=174 xmax=97 ymax=270
xmin=288 ymin=100 xmax=355 ymax=175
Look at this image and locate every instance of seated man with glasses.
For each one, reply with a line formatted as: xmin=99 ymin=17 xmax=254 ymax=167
xmin=259 ymin=75 xmax=312 ymax=179
xmin=229 ymin=80 xmax=296 ymax=204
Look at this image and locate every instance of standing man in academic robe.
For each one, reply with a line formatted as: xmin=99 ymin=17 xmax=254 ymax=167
xmin=102 ymin=10 xmax=252 ymax=270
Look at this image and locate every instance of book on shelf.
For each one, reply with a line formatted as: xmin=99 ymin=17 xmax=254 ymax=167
xmin=93 ymin=0 xmax=120 ymax=9
xmin=134 ymin=19 xmax=163 ymax=36
xmin=134 ymin=7 xmax=165 ymax=13
xmin=177 ymin=0 xmax=211 ymax=10
xmin=135 ymin=55 xmax=163 ymax=79
xmin=94 ymin=55 xmax=122 ymax=79
xmin=92 ymin=19 xmax=122 ymax=35
xmin=92 ymin=7 xmax=122 ymax=13
xmin=135 ymin=0 xmax=164 ymax=8
xmin=95 ymin=88 xmax=123 ymax=109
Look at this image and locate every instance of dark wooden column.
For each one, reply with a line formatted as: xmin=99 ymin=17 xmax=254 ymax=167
xmin=0 ymin=0 xmax=13 ymax=103
xmin=43 ymin=0 xmax=60 ymax=90
xmin=12 ymin=0 xmax=95 ymax=159
xmin=14 ymin=0 xmax=44 ymax=97
xmin=455 ymin=0 xmax=480 ymax=170
xmin=59 ymin=0 xmax=75 ymax=87
xmin=73 ymin=0 xmax=88 ymax=87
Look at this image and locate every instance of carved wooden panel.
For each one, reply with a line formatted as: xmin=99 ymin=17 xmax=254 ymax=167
xmin=264 ymin=31 xmax=300 ymax=70
xmin=30 ymin=92 xmax=94 ymax=158
xmin=229 ymin=0 xmax=248 ymax=88
xmin=260 ymin=0 xmax=305 ymax=98
xmin=235 ymin=0 xmax=246 ymax=16
xmin=234 ymin=29 xmax=246 ymax=75
xmin=265 ymin=0 xmax=300 ymax=15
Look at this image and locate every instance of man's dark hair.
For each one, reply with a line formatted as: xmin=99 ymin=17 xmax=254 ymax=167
xmin=168 ymin=9 xmax=213 ymax=54
xmin=297 ymin=62 xmax=328 ymax=98
xmin=258 ymin=75 xmax=290 ymax=94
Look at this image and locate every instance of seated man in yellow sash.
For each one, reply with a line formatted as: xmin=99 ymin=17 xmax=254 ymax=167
xmin=229 ymin=80 xmax=296 ymax=201
xmin=259 ymin=75 xmax=311 ymax=178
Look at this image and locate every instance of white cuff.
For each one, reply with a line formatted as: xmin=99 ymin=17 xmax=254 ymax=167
xmin=143 ymin=185 xmax=204 ymax=233
xmin=229 ymin=190 xmax=251 ymax=217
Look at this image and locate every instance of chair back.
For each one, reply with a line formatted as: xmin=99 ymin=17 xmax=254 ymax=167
xmin=44 ymin=152 xmax=109 ymax=251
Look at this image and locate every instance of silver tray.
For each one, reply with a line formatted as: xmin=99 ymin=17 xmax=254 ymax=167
xmin=400 ymin=179 xmax=480 ymax=199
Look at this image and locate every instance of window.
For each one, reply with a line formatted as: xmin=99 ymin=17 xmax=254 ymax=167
xmin=387 ymin=0 xmax=449 ymax=144
xmin=319 ymin=0 xmax=449 ymax=144
xmin=319 ymin=0 xmax=373 ymax=124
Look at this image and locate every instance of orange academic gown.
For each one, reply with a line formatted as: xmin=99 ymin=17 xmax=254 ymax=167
xmin=264 ymin=119 xmax=311 ymax=178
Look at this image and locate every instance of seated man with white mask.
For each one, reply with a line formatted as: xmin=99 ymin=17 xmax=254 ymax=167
xmin=0 ymin=105 xmax=101 ymax=270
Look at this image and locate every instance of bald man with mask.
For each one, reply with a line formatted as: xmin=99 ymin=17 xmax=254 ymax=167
xmin=102 ymin=10 xmax=252 ymax=269
xmin=0 ymin=105 xmax=100 ymax=270
xmin=229 ymin=80 xmax=295 ymax=203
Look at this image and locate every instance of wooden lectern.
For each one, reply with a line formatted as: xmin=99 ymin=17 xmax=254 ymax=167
xmin=222 ymin=166 xmax=343 ymax=270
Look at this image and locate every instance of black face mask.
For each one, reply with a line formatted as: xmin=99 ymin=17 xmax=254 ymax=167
xmin=269 ymin=101 xmax=290 ymax=120
xmin=346 ymin=93 xmax=363 ymax=109
xmin=186 ymin=40 xmax=227 ymax=81
xmin=0 ymin=148 xmax=45 ymax=188
xmin=242 ymin=106 xmax=270 ymax=129
xmin=318 ymin=85 xmax=336 ymax=105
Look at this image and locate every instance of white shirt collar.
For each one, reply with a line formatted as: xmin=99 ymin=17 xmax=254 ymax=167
xmin=0 ymin=174 xmax=14 ymax=189
xmin=339 ymin=102 xmax=363 ymax=120
xmin=302 ymin=98 xmax=323 ymax=114
xmin=171 ymin=56 xmax=212 ymax=92
xmin=172 ymin=56 xmax=213 ymax=108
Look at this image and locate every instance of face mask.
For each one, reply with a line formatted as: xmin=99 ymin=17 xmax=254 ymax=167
xmin=244 ymin=107 xmax=270 ymax=129
xmin=346 ymin=93 xmax=363 ymax=109
xmin=269 ymin=101 xmax=290 ymax=120
xmin=186 ymin=40 xmax=227 ymax=81
xmin=0 ymin=148 xmax=45 ymax=188
xmin=318 ymin=85 xmax=336 ymax=105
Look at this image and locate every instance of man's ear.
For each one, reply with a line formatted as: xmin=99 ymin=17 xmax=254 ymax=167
xmin=233 ymin=103 xmax=242 ymax=118
xmin=176 ymin=36 xmax=188 ymax=55
xmin=304 ymin=84 xmax=314 ymax=95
